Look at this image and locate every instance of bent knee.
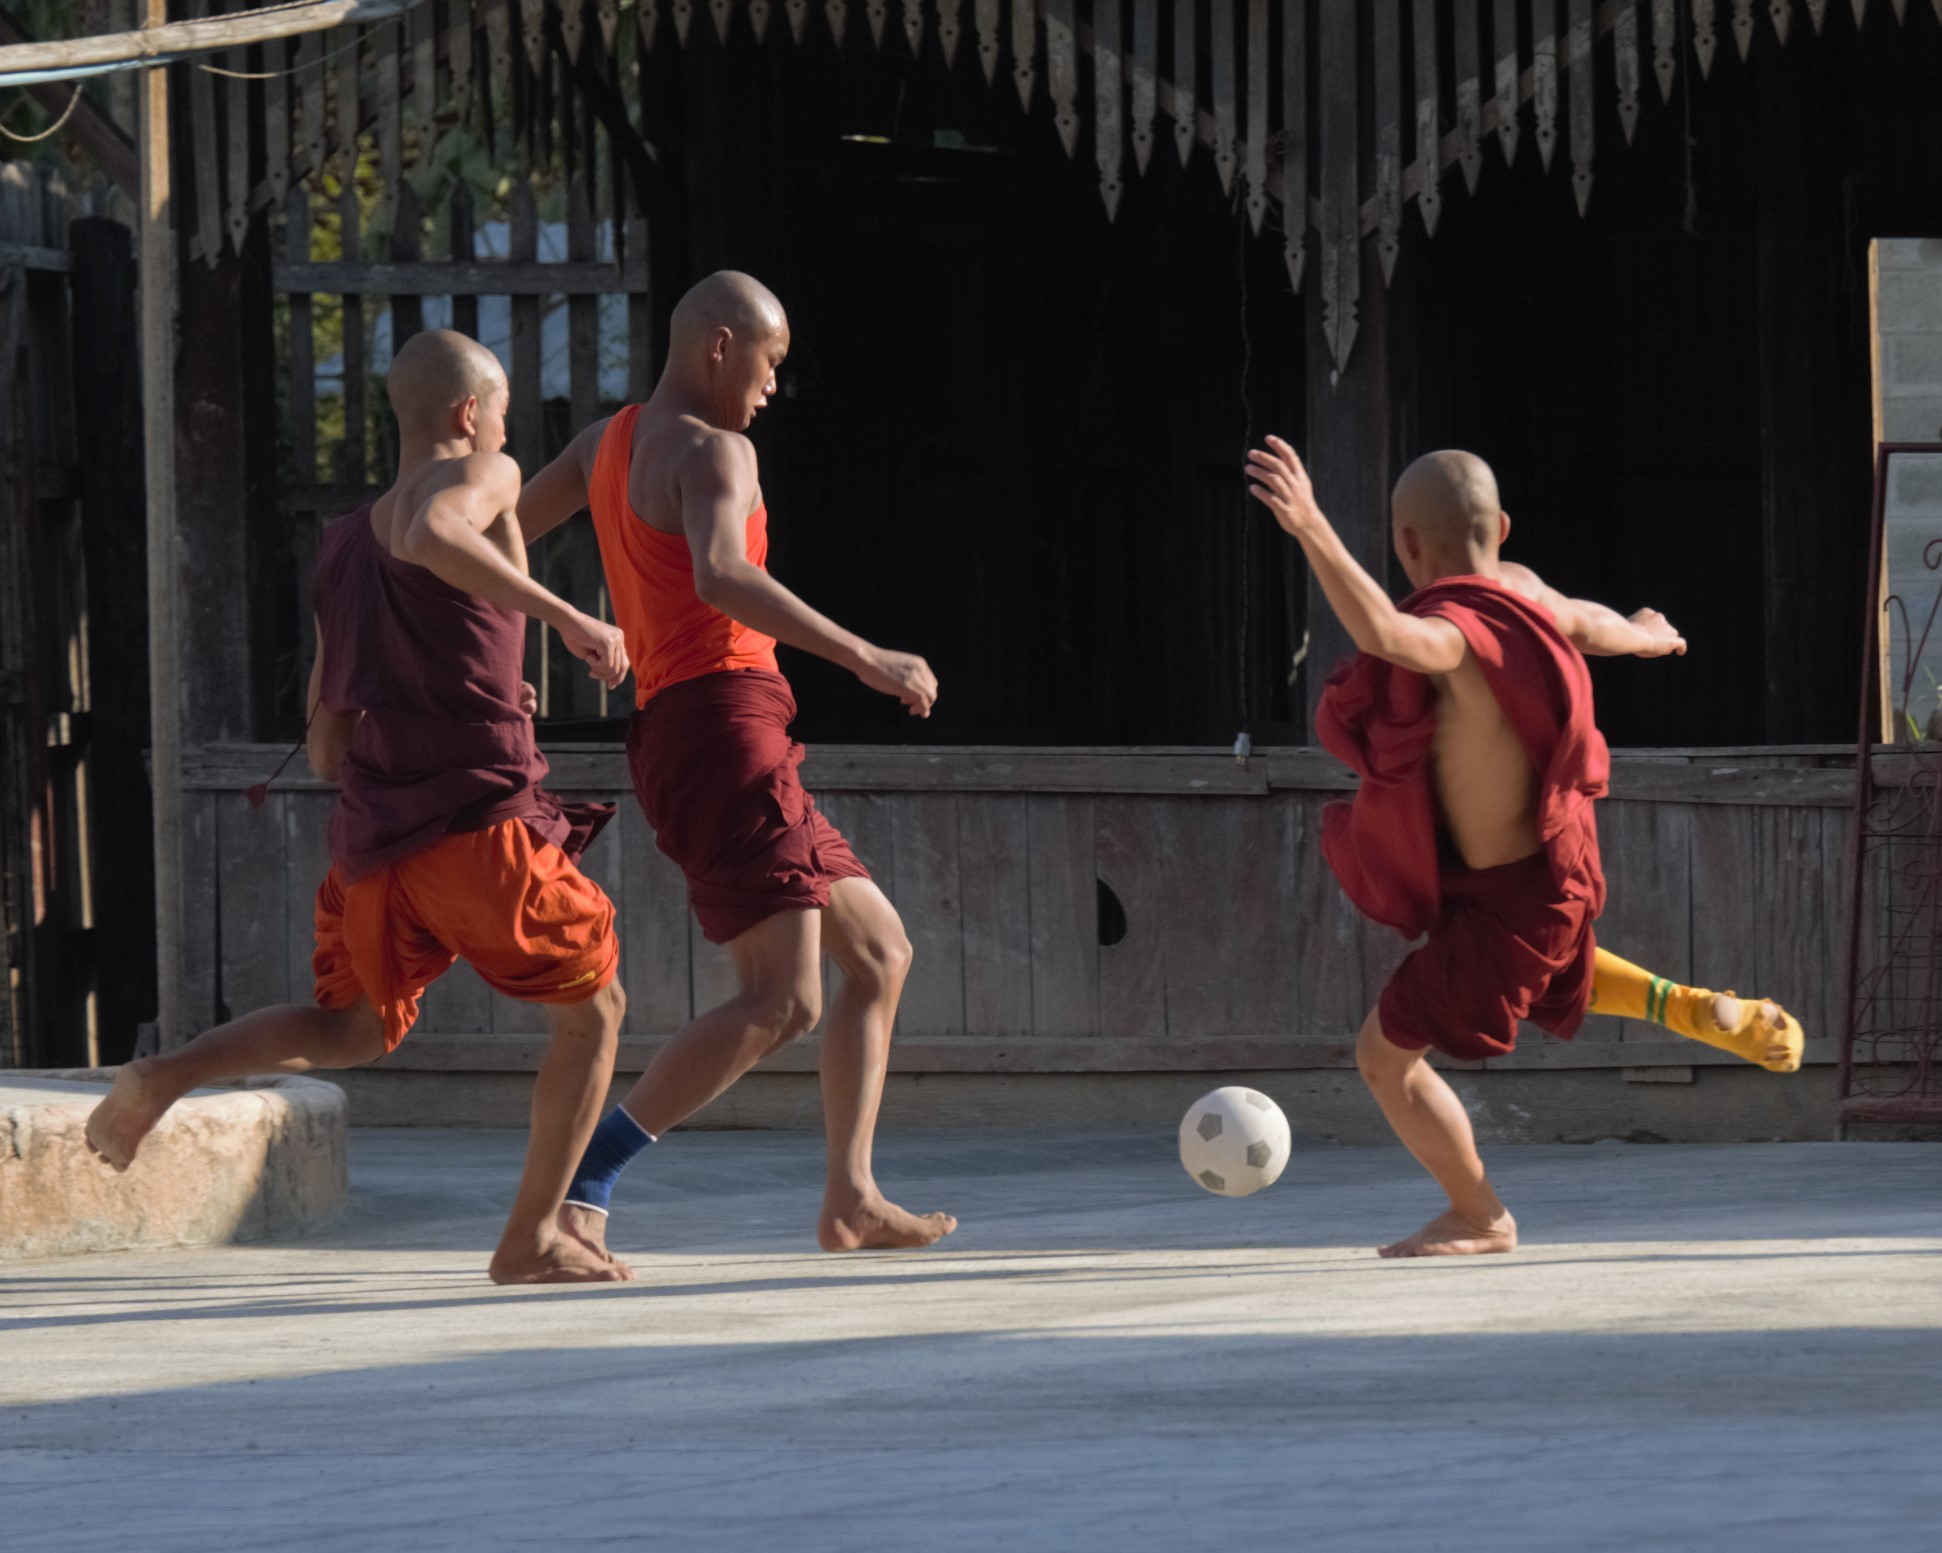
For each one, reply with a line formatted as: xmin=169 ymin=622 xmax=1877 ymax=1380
xmin=755 ymin=982 xmax=823 ymax=1044
xmin=338 ymin=1002 xmax=391 ymax=1066
xmin=1355 ymin=1013 xmax=1412 ymax=1086
xmin=840 ymin=927 xmax=914 ymax=997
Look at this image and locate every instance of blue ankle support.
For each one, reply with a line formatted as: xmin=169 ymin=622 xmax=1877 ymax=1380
xmin=564 ymin=1105 xmax=655 ymax=1215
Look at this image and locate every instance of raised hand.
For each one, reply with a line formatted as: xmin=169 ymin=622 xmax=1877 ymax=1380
xmin=1246 ymin=435 xmax=1327 ymax=540
xmin=1628 ymin=608 xmax=1687 ymax=658
xmin=518 ymin=680 xmax=539 ymax=718
xmin=557 ymin=611 xmax=631 ymax=690
xmin=857 ymin=647 xmax=938 ymax=718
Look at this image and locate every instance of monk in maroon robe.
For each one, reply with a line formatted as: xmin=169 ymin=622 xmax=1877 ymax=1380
xmin=1247 ymin=443 xmax=1803 ymax=1259
xmin=87 ymin=330 xmax=635 ymax=1285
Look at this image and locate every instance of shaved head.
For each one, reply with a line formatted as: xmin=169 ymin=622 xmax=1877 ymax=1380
xmin=669 ymin=270 xmax=787 ymax=354
xmin=386 ymin=329 xmax=506 ymax=438
xmin=1391 ymin=450 xmax=1503 ymax=554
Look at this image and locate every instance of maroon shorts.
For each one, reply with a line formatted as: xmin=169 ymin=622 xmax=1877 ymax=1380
xmin=1377 ymin=850 xmax=1597 ymax=1062
xmin=627 ymin=669 xmax=870 ymax=945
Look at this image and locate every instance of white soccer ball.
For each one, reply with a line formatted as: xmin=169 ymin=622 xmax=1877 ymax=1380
xmin=1178 ymin=1086 xmax=1292 ymax=1198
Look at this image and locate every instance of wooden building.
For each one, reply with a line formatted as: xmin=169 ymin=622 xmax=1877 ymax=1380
xmin=6 ymin=0 xmax=1942 ymax=1135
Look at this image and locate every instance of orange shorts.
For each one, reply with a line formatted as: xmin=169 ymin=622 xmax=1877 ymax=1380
xmin=313 ymin=818 xmax=618 ymax=1051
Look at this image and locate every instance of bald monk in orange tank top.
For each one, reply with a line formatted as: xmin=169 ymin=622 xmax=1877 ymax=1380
xmin=520 ymin=271 xmax=956 ymax=1259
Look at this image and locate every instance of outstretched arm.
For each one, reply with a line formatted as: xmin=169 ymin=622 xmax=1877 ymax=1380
xmin=1498 ymin=563 xmax=1686 ymax=659
xmin=516 ymin=421 xmax=605 ymax=544
xmin=305 ymin=620 xmax=363 ymax=782
xmin=679 ymin=435 xmax=938 ymax=717
xmin=1246 ymin=436 xmax=1467 ymax=676
xmin=403 ymin=452 xmax=629 ymax=690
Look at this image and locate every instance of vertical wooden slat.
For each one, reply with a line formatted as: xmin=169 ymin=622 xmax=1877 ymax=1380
xmin=867 ymin=0 xmax=888 ymax=46
xmin=1616 ymin=1 xmax=1641 ymax=143
xmin=959 ymin=797 xmax=1033 ymax=1037
xmin=1694 ymin=0 xmax=1718 ymax=76
xmin=1652 ymin=0 xmax=1679 ymax=98
xmin=827 ymin=0 xmax=848 ymax=47
xmin=1591 ymin=802 xmax=1694 ymax=1043
xmin=1243 ymin=0 xmax=1269 ymax=231
xmin=520 ymin=0 xmax=548 ymax=68
xmin=281 ymin=794 xmax=331 ymax=1008
xmin=1047 ymin=0 xmax=1078 ymax=156
xmin=508 ymin=179 xmax=543 ymax=478
xmin=188 ymin=0 xmax=223 ymax=265
xmin=331 ymin=24 xmax=360 ymax=178
xmin=1096 ymin=798 xmax=1166 ymax=1043
xmin=562 ymin=0 xmax=590 ymax=55
xmin=567 ymin=186 xmax=599 ymax=431
xmin=1027 ymin=797 xmax=1098 ymax=1038
xmin=1453 ymin=0 xmax=1483 ymax=193
xmin=1096 ymin=0 xmax=1126 ymax=215
xmin=1288 ymin=798 xmax=1365 ymax=1037
xmin=1373 ymin=0 xmax=1401 ymax=280
xmin=626 ymin=216 xmax=652 ymax=403
xmin=389 ymin=181 xmax=425 ymax=349
xmin=1409 ymin=0 xmax=1437 ymax=234
xmin=1283 ymin=0 xmax=1308 ymax=286
xmin=712 ymin=0 xmax=736 ymax=44
xmin=265 ymin=38 xmax=289 ymax=207
xmin=488 ymin=0 xmax=515 ymax=78
xmin=1210 ymin=0 xmax=1238 ymax=192
xmin=889 ymin=796 xmax=965 ymax=1039
xmin=621 ymin=804 xmax=695 ymax=1037
xmin=451 ymin=183 xmax=479 ymax=339
xmin=219 ymin=797 xmax=290 ymax=1014
xmin=1567 ymin=0 xmax=1594 ymax=214
xmin=1732 ymin=0 xmax=1756 ymax=56
xmin=1160 ymin=800 xmax=1293 ymax=1039
xmin=1130 ymin=0 xmax=1157 ymax=172
xmin=297 ymin=29 xmax=326 ymax=184
xmin=284 ymin=188 xmax=317 ymax=485
xmin=1534 ymin=0 xmax=1559 ymax=168
xmin=1318 ymin=0 xmax=1358 ymax=370
xmin=411 ymin=0 xmax=438 ymax=155
xmin=377 ymin=17 xmax=402 ymax=227
xmin=1768 ymin=0 xmax=1792 ymax=43
xmin=1492 ymin=0 xmax=1520 ymax=164
xmin=977 ymin=0 xmax=1002 ymax=78
xmin=904 ymin=0 xmax=926 ymax=53
xmin=450 ymin=0 xmax=476 ymax=125
xmin=339 ymin=187 xmax=367 ymax=484
xmin=1172 ymin=0 xmax=1196 ymax=165
xmin=938 ymin=0 xmax=961 ymax=61
xmin=223 ymin=32 xmax=250 ymax=255
xmin=787 ymin=0 xmax=807 ymax=40
xmin=1806 ymin=0 xmax=1826 ymax=30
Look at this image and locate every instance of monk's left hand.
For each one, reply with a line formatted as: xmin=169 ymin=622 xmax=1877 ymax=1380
xmin=519 ymin=681 xmax=539 ymax=718
xmin=1246 ymin=436 xmax=1325 ymax=540
xmin=1629 ymin=608 xmax=1688 ymax=658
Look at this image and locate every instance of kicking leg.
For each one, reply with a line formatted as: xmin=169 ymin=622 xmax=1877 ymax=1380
xmin=556 ymin=909 xmax=824 ymax=1261
xmin=1355 ymin=1009 xmax=1517 ymax=1259
xmin=815 ymin=877 xmax=957 ymax=1253
xmin=490 ymin=978 xmax=633 ymax=1285
xmin=1591 ymin=948 xmax=1803 ymax=1072
xmin=85 ymin=1000 xmax=389 ymax=1171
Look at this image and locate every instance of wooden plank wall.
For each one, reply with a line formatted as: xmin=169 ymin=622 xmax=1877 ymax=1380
xmin=178 ymin=747 xmax=1859 ymax=1074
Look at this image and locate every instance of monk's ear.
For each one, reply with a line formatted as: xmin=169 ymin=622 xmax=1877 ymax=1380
xmin=708 ymin=325 xmax=733 ymax=364
xmin=1497 ymin=511 xmax=1512 ymax=547
xmin=1398 ymin=525 xmax=1422 ymax=562
xmin=455 ymin=394 xmax=481 ymax=440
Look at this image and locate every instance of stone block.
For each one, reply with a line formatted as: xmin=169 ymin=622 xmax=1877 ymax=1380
xmin=1880 ymin=272 xmax=1942 ymax=335
xmin=0 ymin=1072 xmax=347 ymax=1261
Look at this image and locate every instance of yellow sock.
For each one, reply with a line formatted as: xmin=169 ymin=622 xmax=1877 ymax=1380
xmin=1590 ymin=948 xmax=1803 ymax=1072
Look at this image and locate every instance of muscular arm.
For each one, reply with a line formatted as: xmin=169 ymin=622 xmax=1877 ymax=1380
xmin=516 ymin=421 xmax=605 ymax=544
xmin=305 ymin=619 xmax=363 ymax=782
xmin=1498 ymin=563 xmax=1687 ymax=659
xmin=1246 ymin=437 xmax=1467 ymax=675
xmin=402 ymin=452 xmax=628 ymax=688
xmin=680 ymin=435 xmax=937 ymax=714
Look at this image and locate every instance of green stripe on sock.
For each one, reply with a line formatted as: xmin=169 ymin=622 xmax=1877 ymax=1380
xmin=1649 ymin=976 xmax=1670 ymax=1027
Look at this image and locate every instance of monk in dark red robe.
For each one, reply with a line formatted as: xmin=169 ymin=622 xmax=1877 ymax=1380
xmin=87 ymin=331 xmax=635 ymax=1285
xmin=1247 ymin=443 xmax=1804 ymax=1258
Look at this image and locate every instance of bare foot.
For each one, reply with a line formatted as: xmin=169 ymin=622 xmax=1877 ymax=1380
xmin=489 ymin=1234 xmax=634 ymax=1285
xmin=1378 ymin=1207 xmax=1518 ymax=1259
xmin=556 ymin=1203 xmax=634 ymax=1278
xmin=819 ymin=1193 xmax=958 ymax=1253
xmin=1710 ymin=994 xmax=1804 ymax=1073
xmin=84 ymin=1060 xmax=177 ymax=1172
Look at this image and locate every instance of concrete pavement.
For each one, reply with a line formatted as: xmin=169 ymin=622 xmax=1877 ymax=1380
xmin=3 ymin=1127 xmax=1939 ymax=1551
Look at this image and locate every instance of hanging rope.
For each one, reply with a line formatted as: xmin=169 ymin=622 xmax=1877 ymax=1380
xmin=0 ymin=81 xmax=82 ymax=143
xmin=196 ymin=20 xmax=392 ymax=80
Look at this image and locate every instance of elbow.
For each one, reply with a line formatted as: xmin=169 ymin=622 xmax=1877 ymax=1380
xmin=306 ymin=745 xmax=341 ymax=784
xmin=691 ymin=566 xmax=728 ymax=608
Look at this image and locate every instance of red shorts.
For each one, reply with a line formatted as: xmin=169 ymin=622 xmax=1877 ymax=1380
xmin=1377 ymin=850 xmax=1597 ymax=1062
xmin=628 ymin=669 xmax=870 ymax=945
xmin=313 ymin=818 xmax=618 ymax=1051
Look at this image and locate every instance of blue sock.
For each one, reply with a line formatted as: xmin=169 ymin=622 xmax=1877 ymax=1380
xmin=564 ymin=1105 xmax=655 ymax=1214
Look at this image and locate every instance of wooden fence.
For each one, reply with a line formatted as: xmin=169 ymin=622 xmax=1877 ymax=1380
xmin=179 ymin=742 xmax=1858 ymax=1083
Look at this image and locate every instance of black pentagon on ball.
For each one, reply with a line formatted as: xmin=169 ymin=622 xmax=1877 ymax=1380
xmin=1196 ymin=1112 xmax=1224 ymax=1141
xmin=1198 ymin=1169 xmax=1225 ymax=1191
xmin=1244 ymin=1091 xmax=1272 ymax=1111
xmin=1245 ymin=1141 xmax=1273 ymax=1168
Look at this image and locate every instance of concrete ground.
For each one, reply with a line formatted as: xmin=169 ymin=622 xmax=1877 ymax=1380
xmin=3 ymin=1129 xmax=1939 ymax=1552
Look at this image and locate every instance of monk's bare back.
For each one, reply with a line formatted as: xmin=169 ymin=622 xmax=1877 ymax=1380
xmin=1425 ymin=641 xmax=1543 ymax=871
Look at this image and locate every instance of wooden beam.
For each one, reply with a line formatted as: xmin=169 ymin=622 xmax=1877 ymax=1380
xmin=0 ymin=2 xmax=139 ymax=193
xmin=272 ymin=257 xmax=648 ymax=295
xmin=0 ymin=0 xmax=410 ymax=78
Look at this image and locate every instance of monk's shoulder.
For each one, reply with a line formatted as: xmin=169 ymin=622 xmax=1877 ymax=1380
xmin=450 ymin=448 xmax=522 ymax=499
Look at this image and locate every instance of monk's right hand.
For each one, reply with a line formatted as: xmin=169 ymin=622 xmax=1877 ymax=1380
xmin=558 ymin=611 xmax=630 ymax=690
xmin=857 ymin=647 xmax=938 ymax=718
xmin=1628 ymin=608 xmax=1687 ymax=658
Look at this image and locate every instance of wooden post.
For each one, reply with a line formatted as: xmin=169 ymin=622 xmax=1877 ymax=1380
xmin=140 ymin=0 xmax=185 ymax=1050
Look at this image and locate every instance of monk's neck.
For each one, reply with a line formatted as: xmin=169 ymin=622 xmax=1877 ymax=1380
xmin=1423 ymin=548 xmax=1502 ymax=585
xmin=395 ymin=435 xmax=478 ymax=475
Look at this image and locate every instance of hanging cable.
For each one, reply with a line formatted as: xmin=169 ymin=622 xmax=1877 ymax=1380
xmin=0 ymin=81 xmax=82 ymax=143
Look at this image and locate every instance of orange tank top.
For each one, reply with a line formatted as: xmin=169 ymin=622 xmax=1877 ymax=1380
xmin=588 ymin=404 xmax=780 ymax=708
